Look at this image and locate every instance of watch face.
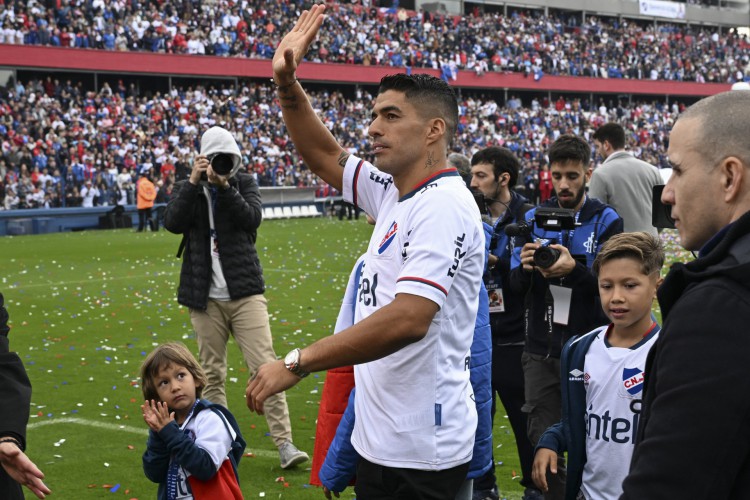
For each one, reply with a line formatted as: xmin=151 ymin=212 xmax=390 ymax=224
xmin=284 ymin=349 xmax=297 ymax=367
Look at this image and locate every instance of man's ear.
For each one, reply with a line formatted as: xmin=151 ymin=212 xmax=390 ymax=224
xmin=719 ymin=156 xmax=745 ymax=203
xmin=426 ymin=117 xmax=446 ymax=146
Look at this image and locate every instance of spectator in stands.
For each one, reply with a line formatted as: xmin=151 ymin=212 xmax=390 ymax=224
xmin=80 ymin=179 xmax=99 ymax=207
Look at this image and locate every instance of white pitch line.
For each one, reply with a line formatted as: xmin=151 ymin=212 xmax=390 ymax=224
xmin=27 ymin=417 xmax=278 ymax=458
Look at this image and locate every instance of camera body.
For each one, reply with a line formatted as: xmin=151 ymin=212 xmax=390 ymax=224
xmin=200 ymin=153 xmax=235 ymax=183
xmin=505 ymin=207 xmax=578 ymax=269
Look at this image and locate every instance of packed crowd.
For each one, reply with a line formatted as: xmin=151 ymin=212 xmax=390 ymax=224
xmin=0 ymin=0 xmax=748 ymax=84
xmin=0 ymin=76 xmax=680 ymax=210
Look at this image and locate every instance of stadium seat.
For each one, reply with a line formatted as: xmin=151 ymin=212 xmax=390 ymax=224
xmin=273 ymin=207 xmax=284 ymax=219
xmin=291 ymin=206 xmax=302 ymax=217
xmin=264 ymin=206 xmax=276 ymax=219
xmin=282 ymin=206 xmax=293 ymax=218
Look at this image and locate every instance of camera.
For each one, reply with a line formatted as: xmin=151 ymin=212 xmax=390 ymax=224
xmin=504 ymin=207 xmax=578 ymax=269
xmin=652 ymin=185 xmax=675 ymax=229
xmin=208 ymin=153 xmax=234 ymax=176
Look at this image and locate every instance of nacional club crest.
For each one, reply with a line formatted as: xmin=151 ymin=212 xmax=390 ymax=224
xmin=622 ymin=367 xmax=645 ymax=396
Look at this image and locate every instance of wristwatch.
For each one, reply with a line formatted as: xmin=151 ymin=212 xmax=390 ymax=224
xmin=284 ymin=348 xmax=309 ymax=378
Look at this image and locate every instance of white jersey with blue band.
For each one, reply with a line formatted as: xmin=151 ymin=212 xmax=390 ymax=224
xmin=342 ymin=155 xmax=484 ymax=470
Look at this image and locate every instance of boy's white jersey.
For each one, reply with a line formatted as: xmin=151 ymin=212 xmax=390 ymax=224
xmin=580 ymin=325 xmax=659 ymax=500
xmin=342 ymin=155 xmax=484 ymax=470
xmin=174 ymin=407 xmax=236 ymax=499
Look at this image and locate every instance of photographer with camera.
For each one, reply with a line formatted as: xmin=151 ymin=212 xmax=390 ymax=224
xmin=508 ymin=135 xmax=622 ymax=500
xmin=469 ymin=147 xmax=541 ymax=500
xmin=164 ymin=126 xmax=309 ymax=469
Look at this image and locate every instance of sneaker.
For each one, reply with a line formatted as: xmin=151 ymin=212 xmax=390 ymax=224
xmin=472 ymin=486 xmax=499 ymax=500
xmin=523 ymin=487 xmax=544 ymax=500
xmin=278 ymin=441 xmax=309 ymax=469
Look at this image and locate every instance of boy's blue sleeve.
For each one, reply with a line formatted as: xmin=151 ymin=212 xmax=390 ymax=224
xmin=319 ymin=389 xmax=360 ymax=492
xmin=157 ymin=421 xmax=218 ymax=481
xmin=536 ymin=422 xmax=568 ymax=455
xmin=143 ymin=429 xmax=171 ymax=483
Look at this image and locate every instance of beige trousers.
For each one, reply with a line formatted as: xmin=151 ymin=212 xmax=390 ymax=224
xmin=190 ymin=295 xmax=291 ymax=447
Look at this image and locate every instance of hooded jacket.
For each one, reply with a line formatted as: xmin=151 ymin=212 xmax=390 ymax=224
xmin=163 ymin=128 xmax=263 ymax=310
xmin=508 ymin=197 xmax=623 ymax=358
xmin=622 ymin=211 xmax=750 ymax=499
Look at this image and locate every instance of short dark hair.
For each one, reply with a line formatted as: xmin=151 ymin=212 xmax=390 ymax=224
xmin=679 ymin=90 xmax=750 ymax=167
xmin=593 ymin=232 xmax=665 ymax=277
xmin=548 ymin=135 xmax=591 ymax=169
xmin=378 ymin=74 xmax=458 ymax=140
xmin=471 ymin=147 xmax=520 ymax=187
xmin=593 ymin=123 xmax=626 ymax=150
xmin=140 ymin=342 xmax=208 ymax=402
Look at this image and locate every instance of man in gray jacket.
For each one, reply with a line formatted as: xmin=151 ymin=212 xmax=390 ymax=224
xmin=589 ymin=123 xmax=663 ymax=235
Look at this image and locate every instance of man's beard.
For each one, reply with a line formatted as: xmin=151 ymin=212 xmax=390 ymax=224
xmin=557 ymin=186 xmax=585 ymax=209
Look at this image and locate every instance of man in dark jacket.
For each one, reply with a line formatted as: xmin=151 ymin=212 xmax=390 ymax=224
xmin=508 ymin=135 xmax=623 ymax=500
xmin=469 ymin=147 xmax=542 ymax=500
xmin=621 ymin=90 xmax=750 ymax=499
xmin=0 ymin=293 xmax=51 ymax=499
xmin=164 ymin=126 xmax=308 ymax=469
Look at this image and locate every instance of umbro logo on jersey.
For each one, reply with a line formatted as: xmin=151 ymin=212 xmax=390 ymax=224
xmin=569 ymin=369 xmax=585 ymax=382
xmin=378 ymin=221 xmax=398 ymax=254
xmin=622 ymin=367 xmax=645 ymax=396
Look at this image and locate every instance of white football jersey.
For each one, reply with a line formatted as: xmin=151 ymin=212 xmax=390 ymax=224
xmin=342 ymin=155 xmax=484 ymax=470
xmin=581 ymin=324 xmax=659 ymax=500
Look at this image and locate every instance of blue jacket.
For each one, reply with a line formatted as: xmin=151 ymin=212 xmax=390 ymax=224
xmin=142 ymin=399 xmax=245 ymax=500
xmin=537 ymin=323 xmax=660 ymax=500
xmin=508 ymin=197 xmax=623 ymax=358
xmin=486 ymin=190 xmax=531 ymax=345
xmin=318 ymin=231 xmax=494 ymax=491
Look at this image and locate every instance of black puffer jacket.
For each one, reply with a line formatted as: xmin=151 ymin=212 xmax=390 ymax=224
xmin=164 ymin=173 xmax=264 ymax=310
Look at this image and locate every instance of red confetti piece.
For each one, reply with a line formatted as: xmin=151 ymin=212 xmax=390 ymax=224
xmin=127 ymin=445 xmax=135 ymax=450
xmin=243 ymin=452 xmax=255 ymax=458
xmin=283 ymin=482 xmax=289 ymax=487
xmin=275 ymin=477 xmax=285 ymax=482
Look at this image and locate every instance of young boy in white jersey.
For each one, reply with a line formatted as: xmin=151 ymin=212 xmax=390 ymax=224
xmin=140 ymin=342 xmax=245 ymax=500
xmin=531 ymin=232 xmax=664 ymax=500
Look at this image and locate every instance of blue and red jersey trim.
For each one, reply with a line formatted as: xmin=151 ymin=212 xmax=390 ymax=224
xmin=399 ymin=168 xmax=460 ymax=202
xmin=351 ymin=159 xmax=365 ymax=209
xmin=397 ymin=276 xmax=448 ymax=296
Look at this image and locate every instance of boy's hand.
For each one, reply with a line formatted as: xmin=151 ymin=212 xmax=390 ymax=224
xmin=532 ymin=448 xmax=558 ymax=493
xmin=141 ymin=400 xmax=175 ymax=432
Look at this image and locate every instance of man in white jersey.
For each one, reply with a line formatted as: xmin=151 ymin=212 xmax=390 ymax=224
xmin=245 ymin=5 xmax=484 ymax=499
xmin=532 ymin=232 xmax=664 ymax=500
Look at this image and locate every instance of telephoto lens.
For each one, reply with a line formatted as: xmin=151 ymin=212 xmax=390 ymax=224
xmin=210 ymin=153 xmax=234 ymax=176
xmin=533 ymin=246 xmax=561 ymax=269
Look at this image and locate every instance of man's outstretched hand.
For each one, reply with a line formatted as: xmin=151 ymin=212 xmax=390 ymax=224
xmin=272 ymin=4 xmax=326 ymax=86
xmin=246 ymin=360 xmax=301 ymax=414
xmin=0 ymin=442 xmax=51 ymax=499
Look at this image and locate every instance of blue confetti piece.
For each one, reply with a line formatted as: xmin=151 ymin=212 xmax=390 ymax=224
xmin=69 ymin=346 xmax=75 ymax=350
xmin=47 ymin=413 xmax=53 ymax=418
xmin=112 ymin=386 xmax=117 ymax=390
xmin=110 ymin=484 xmax=120 ymax=493
xmin=105 ymin=357 xmax=112 ymax=361
xmin=62 ymin=381 xmax=68 ymax=385
xmin=71 ymin=409 xmax=78 ymax=414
